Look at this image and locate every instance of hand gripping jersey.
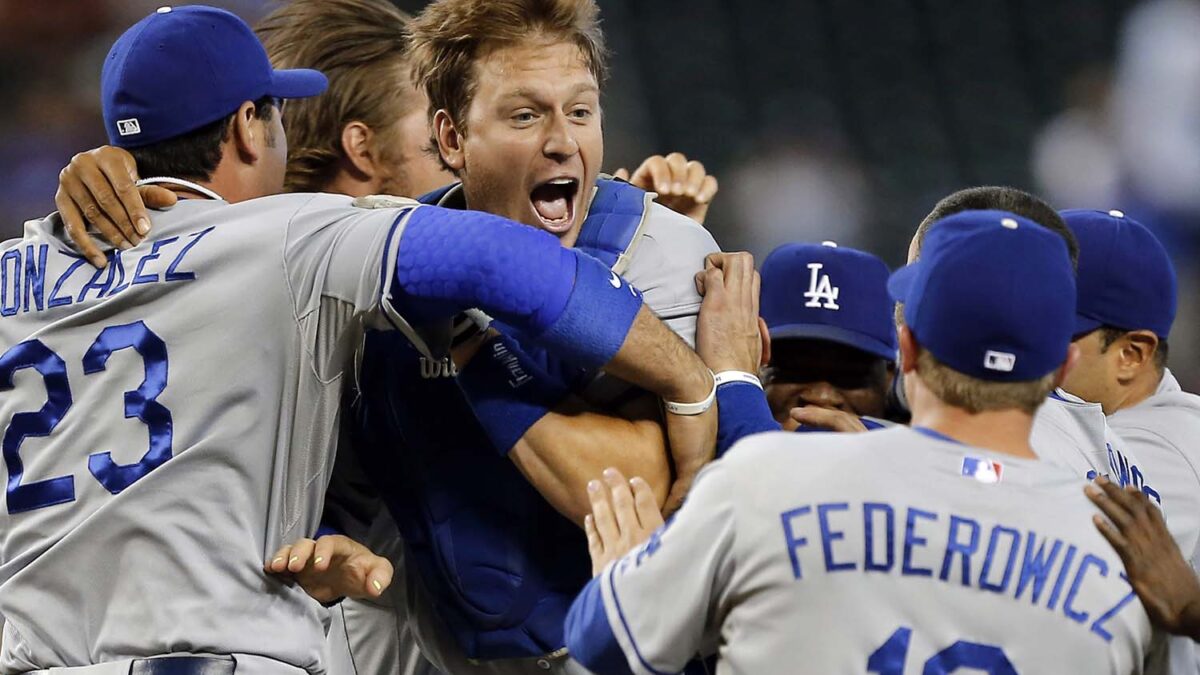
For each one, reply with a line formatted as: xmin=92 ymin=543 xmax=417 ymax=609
xmin=344 ymin=179 xmax=717 ymax=669
xmin=0 ymin=194 xmax=419 ymax=673
xmin=566 ymin=427 xmax=1168 ymax=675
xmin=1107 ymin=369 xmax=1200 ymax=675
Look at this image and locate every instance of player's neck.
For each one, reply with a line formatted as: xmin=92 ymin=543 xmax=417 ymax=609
xmin=910 ymin=394 xmax=1037 ymax=460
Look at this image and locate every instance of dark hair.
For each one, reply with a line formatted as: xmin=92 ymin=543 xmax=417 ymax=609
xmin=128 ymin=96 xmax=278 ymax=182
xmin=1097 ymin=326 xmax=1169 ymax=372
xmin=916 ymin=186 xmax=1079 ymax=269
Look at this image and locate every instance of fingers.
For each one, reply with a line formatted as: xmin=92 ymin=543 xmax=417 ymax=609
xmin=636 ymin=156 xmax=671 ymax=195
xmin=141 ymin=185 xmax=178 ymax=211
xmin=602 ymin=467 xmax=639 ymax=533
xmin=363 ymin=555 xmax=394 ymax=598
xmin=287 ymin=537 xmax=318 ymax=573
xmin=312 ymin=536 xmax=338 ymax=573
xmin=73 ymin=153 xmax=140 ymax=248
xmin=694 ymin=269 xmax=707 ymax=296
xmin=96 ymin=150 xmax=151 ymax=240
xmin=585 ymin=514 xmax=603 ymax=563
xmin=682 ymin=159 xmax=706 ymax=198
xmin=664 ymin=153 xmax=689 ymax=195
xmin=695 ymin=175 xmax=719 ymax=205
xmin=612 ymin=167 xmax=630 ymax=182
xmin=1092 ymin=512 xmax=1131 ymax=551
xmin=630 ymin=476 xmax=664 ymax=531
xmin=55 ymin=183 xmax=107 ymax=268
xmin=1086 ymin=478 xmax=1136 ymax=530
xmin=266 ymin=544 xmax=293 ymax=574
xmin=789 ymin=406 xmax=867 ymax=433
xmin=588 ymin=479 xmax=619 ymax=553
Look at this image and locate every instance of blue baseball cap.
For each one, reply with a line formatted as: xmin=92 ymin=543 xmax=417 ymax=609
xmin=101 ymin=5 xmax=328 ymax=148
xmin=888 ymin=210 xmax=1076 ymax=382
xmin=1060 ymin=209 xmax=1177 ymax=339
xmin=760 ymin=241 xmax=896 ymax=361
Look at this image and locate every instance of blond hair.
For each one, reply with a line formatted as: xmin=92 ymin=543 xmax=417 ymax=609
xmin=407 ymin=0 xmax=608 ymax=137
xmin=915 ymin=348 xmax=1056 ymax=414
xmin=256 ymin=0 xmax=415 ymax=192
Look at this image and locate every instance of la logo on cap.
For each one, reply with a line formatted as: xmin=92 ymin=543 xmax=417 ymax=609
xmin=804 ymin=263 xmax=840 ymax=310
xmin=116 ymin=118 xmax=141 ymax=137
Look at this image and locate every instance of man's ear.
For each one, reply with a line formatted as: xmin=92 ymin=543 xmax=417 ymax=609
xmin=1117 ymin=330 xmax=1158 ymax=382
xmin=897 ymin=325 xmax=918 ymax=375
xmin=433 ymin=109 xmax=465 ymax=172
xmin=340 ymin=121 xmax=378 ymax=180
xmin=231 ymin=100 xmax=262 ymax=163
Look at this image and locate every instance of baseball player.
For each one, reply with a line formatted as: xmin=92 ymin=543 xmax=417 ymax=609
xmin=564 ymin=210 xmax=1167 ymax=674
xmin=758 ymin=241 xmax=899 ymax=430
xmin=910 ymin=188 xmax=1156 ymax=496
xmin=1058 ymin=208 xmax=1200 ymax=673
xmin=0 ymin=6 xmax=716 ymax=673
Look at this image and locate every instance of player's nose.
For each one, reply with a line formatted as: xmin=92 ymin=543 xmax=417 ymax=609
xmin=542 ymin=111 xmax=580 ymax=160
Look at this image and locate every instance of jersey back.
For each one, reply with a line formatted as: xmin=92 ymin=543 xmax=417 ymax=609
xmin=0 ymin=194 xmax=410 ymax=671
xmin=602 ymin=428 xmax=1163 ymax=675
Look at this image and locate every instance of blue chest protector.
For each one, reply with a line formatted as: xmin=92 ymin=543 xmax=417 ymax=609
xmin=350 ymin=179 xmax=649 ymax=660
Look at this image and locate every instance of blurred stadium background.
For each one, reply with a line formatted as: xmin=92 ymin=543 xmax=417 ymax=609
xmin=1 ymin=0 xmax=1196 ymax=386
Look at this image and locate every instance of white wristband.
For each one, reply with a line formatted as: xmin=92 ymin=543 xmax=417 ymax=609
xmin=663 ymin=370 xmax=717 ymax=416
xmin=713 ymin=370 xmax=763 ymax=390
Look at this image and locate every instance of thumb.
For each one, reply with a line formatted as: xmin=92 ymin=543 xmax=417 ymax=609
xmin=613 ymin=168 xmax=630 ymax=182
xmin=140 ymin=185 xmax=178 ymax=210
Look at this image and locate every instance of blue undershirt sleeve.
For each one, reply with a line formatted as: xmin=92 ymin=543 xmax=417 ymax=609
xmin=390 ymin=207 xmax=643 ymax=369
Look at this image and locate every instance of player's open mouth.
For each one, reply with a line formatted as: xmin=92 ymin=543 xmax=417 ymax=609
xmin=530 ymin=177 xmax=579 ymax=234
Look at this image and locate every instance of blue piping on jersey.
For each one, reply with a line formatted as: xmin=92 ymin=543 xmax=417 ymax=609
xmin=912 ymin=426 xmax=965 ymax=446
xmin=606 ymin=563 xmax=675 ymax=675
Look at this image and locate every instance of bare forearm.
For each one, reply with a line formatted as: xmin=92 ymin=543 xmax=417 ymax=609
xmin=606 ymin=307 xmax=712 ymax=403
xmin=510 ymin=398 xmax=670 ymax=525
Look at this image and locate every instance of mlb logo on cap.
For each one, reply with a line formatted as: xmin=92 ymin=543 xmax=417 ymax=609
xmin=961 ymin=456 xmax=1004 ymax=484
xmin=116 ymin=118 xmax=142 ymax=137
xmin=101 ymin=5 xmax=328 ymax=148
xmin=888 ymin=210 xmax=1076 ymax=382
xmin=983 ymin=350 xmax=1015 ymax=373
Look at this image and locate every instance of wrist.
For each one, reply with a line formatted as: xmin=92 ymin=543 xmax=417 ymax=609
xmin=662 ymin=366 xmax=715 ymax=407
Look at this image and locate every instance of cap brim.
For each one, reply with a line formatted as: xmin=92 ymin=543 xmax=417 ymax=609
xmin=887 ymin=263 xmax=921 ymax=304
xmin=1073 ymin=314 xmax=1104 ymax=338
xmin=768 ymin=323 xmax=896 ymax=362
xmin=267 ymin=68 xmax=328 ymax=99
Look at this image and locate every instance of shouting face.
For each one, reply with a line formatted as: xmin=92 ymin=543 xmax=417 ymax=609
xmin=439 ymin=39 xmax=602 ymax=247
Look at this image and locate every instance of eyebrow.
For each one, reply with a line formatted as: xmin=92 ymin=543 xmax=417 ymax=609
xmin=503 ymin=82 xmax=600 ymax=102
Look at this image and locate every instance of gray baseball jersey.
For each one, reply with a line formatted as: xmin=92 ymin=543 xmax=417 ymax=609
xmin=1108 ymin=369 xmax=1200 ymax=675
xmin=613 ymin=200 xmax=717 ymax=348
xmin=588 ymin=427 xmax=1166 ymax=674
xmin=1032 ymin=390 xmax=1155 ymax=497
xmin=0 ymin=193 xmax=421 ymax=673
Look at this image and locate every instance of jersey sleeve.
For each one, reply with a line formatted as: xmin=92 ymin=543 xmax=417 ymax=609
xmin=620 ymin=203 xmax=719 ymax=347
xmin=566 ymin=459 xmax=737 ymax=674
xmin=281 ymin=194 xmax=416 ymax=378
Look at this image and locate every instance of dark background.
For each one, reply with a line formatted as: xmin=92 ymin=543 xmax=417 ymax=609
xmin=2 ymin=0 xmax=1196 ymax=385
